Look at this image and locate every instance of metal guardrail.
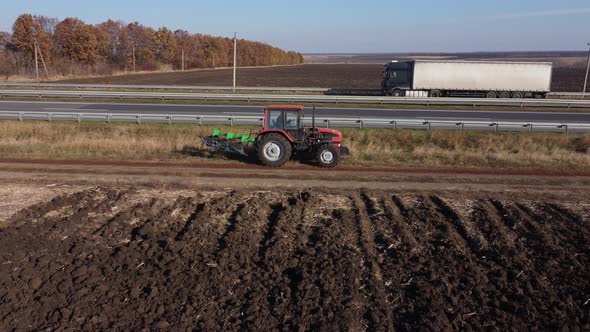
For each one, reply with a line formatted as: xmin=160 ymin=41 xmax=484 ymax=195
xmin=548 ymin=92 xmax=589 ymax=98
xmin=0 ymin=82 xmax=587 ymax=98
xmin=0 ymin=82 xmax=328 ymax=93
xmin=0 ymin=111 xmax=588 ymax=133
xmin=1 ymin=89 xmax=590 ymax=109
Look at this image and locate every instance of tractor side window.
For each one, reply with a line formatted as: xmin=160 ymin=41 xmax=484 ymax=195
xmin=284 ymin=111 xmax=298 ymax=130
xmin=268 ymin=110 xmax=283 ymax=129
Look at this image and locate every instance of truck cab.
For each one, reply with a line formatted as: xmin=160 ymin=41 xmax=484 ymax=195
xmin=382 ymin=61 xmax=413 ymax=96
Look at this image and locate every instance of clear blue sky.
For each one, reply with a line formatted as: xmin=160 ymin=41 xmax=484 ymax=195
xmin=1 ymin=0 xmax=589 ymax=53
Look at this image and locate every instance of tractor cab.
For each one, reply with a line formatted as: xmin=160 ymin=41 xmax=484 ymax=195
xmin=263 ymin=105 xmax=305 ymax=141
xmin=261 ymin=105 xmax=347 ymax=151
xmin=264 ymin=107 xmax=302 ymax=130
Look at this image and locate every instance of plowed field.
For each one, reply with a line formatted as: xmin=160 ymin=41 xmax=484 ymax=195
xmin=1 ymin=187 xmax=588 ymax=330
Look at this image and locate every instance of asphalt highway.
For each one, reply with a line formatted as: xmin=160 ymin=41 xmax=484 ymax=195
xmin=1 ymin=101 xmax=589 ymax=123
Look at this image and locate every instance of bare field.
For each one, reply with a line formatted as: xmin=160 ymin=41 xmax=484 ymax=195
xmin=57 ymin=63 xmax=587 ymax=92
xmin=0 ymin=176 xmax=588 ymax=330
xmin=58 ymin=64 xmax=380 ymax=89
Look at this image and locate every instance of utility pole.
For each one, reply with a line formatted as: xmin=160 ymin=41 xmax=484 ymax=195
xmin=181 ymin=50 xmax=185 ymax=71
xmin=34 ymin=43 xmax=39 ymax=80
xmin=37 ymin=43 xmax=49 ymax=77
xmin=584 ymin=42 xmax=590 ymax=95
xmin=132 ymin=44 xmax=136 ymax=72
xmin=233 ymin=32 xmax=237 ymax=92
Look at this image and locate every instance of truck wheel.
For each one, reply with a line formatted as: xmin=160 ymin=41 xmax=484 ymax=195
xmin=316 ymin=144 xmax=339 ymax=168
xmin=390 ymin=89 xmax=404 ymax=97
xmin=511 ymin=92 xmax=524 ymax=99
xmin=499 ymin=91 xmax=510 ymax=99
xmin=485 ymin=91 xmax=497 ymax=99
xmin=429 ymin=90 xmax=442 ymax=98
xmin=257 ymin=133 xmax=292 ymax=167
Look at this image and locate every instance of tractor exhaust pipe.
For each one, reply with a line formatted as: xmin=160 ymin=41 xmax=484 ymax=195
xmin=312 ymin=107 xmax=316 ymax=131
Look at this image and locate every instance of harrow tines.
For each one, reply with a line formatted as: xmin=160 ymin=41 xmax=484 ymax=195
xmin=201 ymin=136 xmax=213 ymax=146
xmin=228 ymin=141 xmax=248 ymax=156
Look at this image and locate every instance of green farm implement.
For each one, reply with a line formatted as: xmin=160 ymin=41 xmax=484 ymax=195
xmin=201 ymin=129 xmax=256 ymax=156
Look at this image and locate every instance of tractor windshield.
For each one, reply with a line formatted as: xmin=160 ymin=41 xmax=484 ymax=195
xmin=285 ymin=111 xmax=298 ymax=129
xmin=267 ymin=110 xmax=299 ymax=130
xmin=268 ymin=110 xmax=284 ymax=129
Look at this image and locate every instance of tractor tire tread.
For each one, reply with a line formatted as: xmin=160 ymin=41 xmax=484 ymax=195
xmin=316 ymin=144 xmax=340 ymax=168
xmin=257 ymin=133 xmax=292 ymax=167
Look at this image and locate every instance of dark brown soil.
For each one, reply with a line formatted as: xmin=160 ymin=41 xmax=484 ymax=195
xmin=552 ymin=67 xmax=587 ymax=92
xmin=58 ymin=65 xmax=382 ymax=89
xmin=58 ymin=64 xmax=586 ymax=92
xmin=0 ymin=187 xmax=588 ymax=331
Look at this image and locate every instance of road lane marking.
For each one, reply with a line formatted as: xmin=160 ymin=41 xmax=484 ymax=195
xmin=43 ymin=108 xmax=111 ymax=112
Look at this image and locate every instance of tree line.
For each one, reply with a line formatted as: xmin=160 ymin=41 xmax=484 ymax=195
xmin=0 ymin=14 xmax=304 ymax=78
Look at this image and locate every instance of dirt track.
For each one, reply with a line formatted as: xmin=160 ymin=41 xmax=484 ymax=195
xmin=0 ymin=173 xmax=589 ymax=330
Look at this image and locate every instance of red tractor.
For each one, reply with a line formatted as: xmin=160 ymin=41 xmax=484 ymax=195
xmin=202 ymin=105 xmax=350 ymax=167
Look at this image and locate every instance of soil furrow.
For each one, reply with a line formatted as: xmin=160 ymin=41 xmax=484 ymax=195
xmin=283 ymin=195 xmax=369 ymax=331
xmin=353 ymin=192 xmax=394 ymax=331
xmin=249 ymin=195 xmax=302 ymax=331
xmin=173 ymin=200 xmax=205 ymax=241
xmin=514 ymin=203 xmax=564 ymax=253
xmin=201 ymin=195 xmax=274 ymax=331
xmin=256 ymin=201 xmax=287 ymax=263
xmin=546 ymin=203 xmax=585 ymax=226
xmin=536 ymin=203 xmax=589 ymax=253
xmin=429 ymin=195 xmax=487 ymax=255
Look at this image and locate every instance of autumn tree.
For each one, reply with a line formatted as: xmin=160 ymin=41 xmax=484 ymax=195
xmin=174 ymin=30 xmax=206 ymax=69
xmin=119 ymin=22 xmax=156 ymax=70
xmin=201 ymin=35 xmax=218 ymax=67
xmin=0 ymin=32 xmax=12 ymax=75
xmin=154 ymin=27 xmax=176 ymax=64
xmin=96 ymin=20 xmax=123 ymax=64
xmin=34 ymin=15 xmax=59 ymax=35
xmin=5 ymin=13 xmax=303 ymax=76
xmin=11 ymin=14 xmax=51 ymax=63
xmin=54 ymin=18 xmax=99 ymax=65
xmin=0 ymin=32 xmax=9 ymax=51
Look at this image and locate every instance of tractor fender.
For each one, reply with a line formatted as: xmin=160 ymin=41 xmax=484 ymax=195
xmin=316 ymin=128 xmax=343 ymax=143
xmin=256 ymin=130 xmax=295 ymax=143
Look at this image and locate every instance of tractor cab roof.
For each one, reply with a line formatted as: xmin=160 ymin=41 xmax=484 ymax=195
xmin=266 ymin=105 xmax=305 ymax=111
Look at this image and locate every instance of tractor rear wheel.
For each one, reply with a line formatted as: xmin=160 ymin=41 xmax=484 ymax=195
xmin=257 ymin=133 xmax=292 ymax=167
xmin=316 ymin=144 xmax=340 ymax=168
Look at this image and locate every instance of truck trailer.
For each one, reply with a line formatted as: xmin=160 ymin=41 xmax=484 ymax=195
xmin=382 ymin=60 xmax=553 ymax=98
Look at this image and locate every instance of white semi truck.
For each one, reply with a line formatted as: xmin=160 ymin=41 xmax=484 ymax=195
xmin=382 ymin=60 xmax=553 ymax=98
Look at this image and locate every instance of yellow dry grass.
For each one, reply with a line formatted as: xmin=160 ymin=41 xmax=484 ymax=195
xmin=3 ymin=64 xmax=303 ymax=83
xmin=342 ymin=128 xmax=590 ymax=169
xmin=0 ymin=121 xmax=588 ymax=170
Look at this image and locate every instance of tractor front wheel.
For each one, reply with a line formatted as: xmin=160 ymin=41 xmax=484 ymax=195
xmin=257 ymin=133 xmax=292 ymax=167
xmin=316 ymin=144 xmax=340 ymax=168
